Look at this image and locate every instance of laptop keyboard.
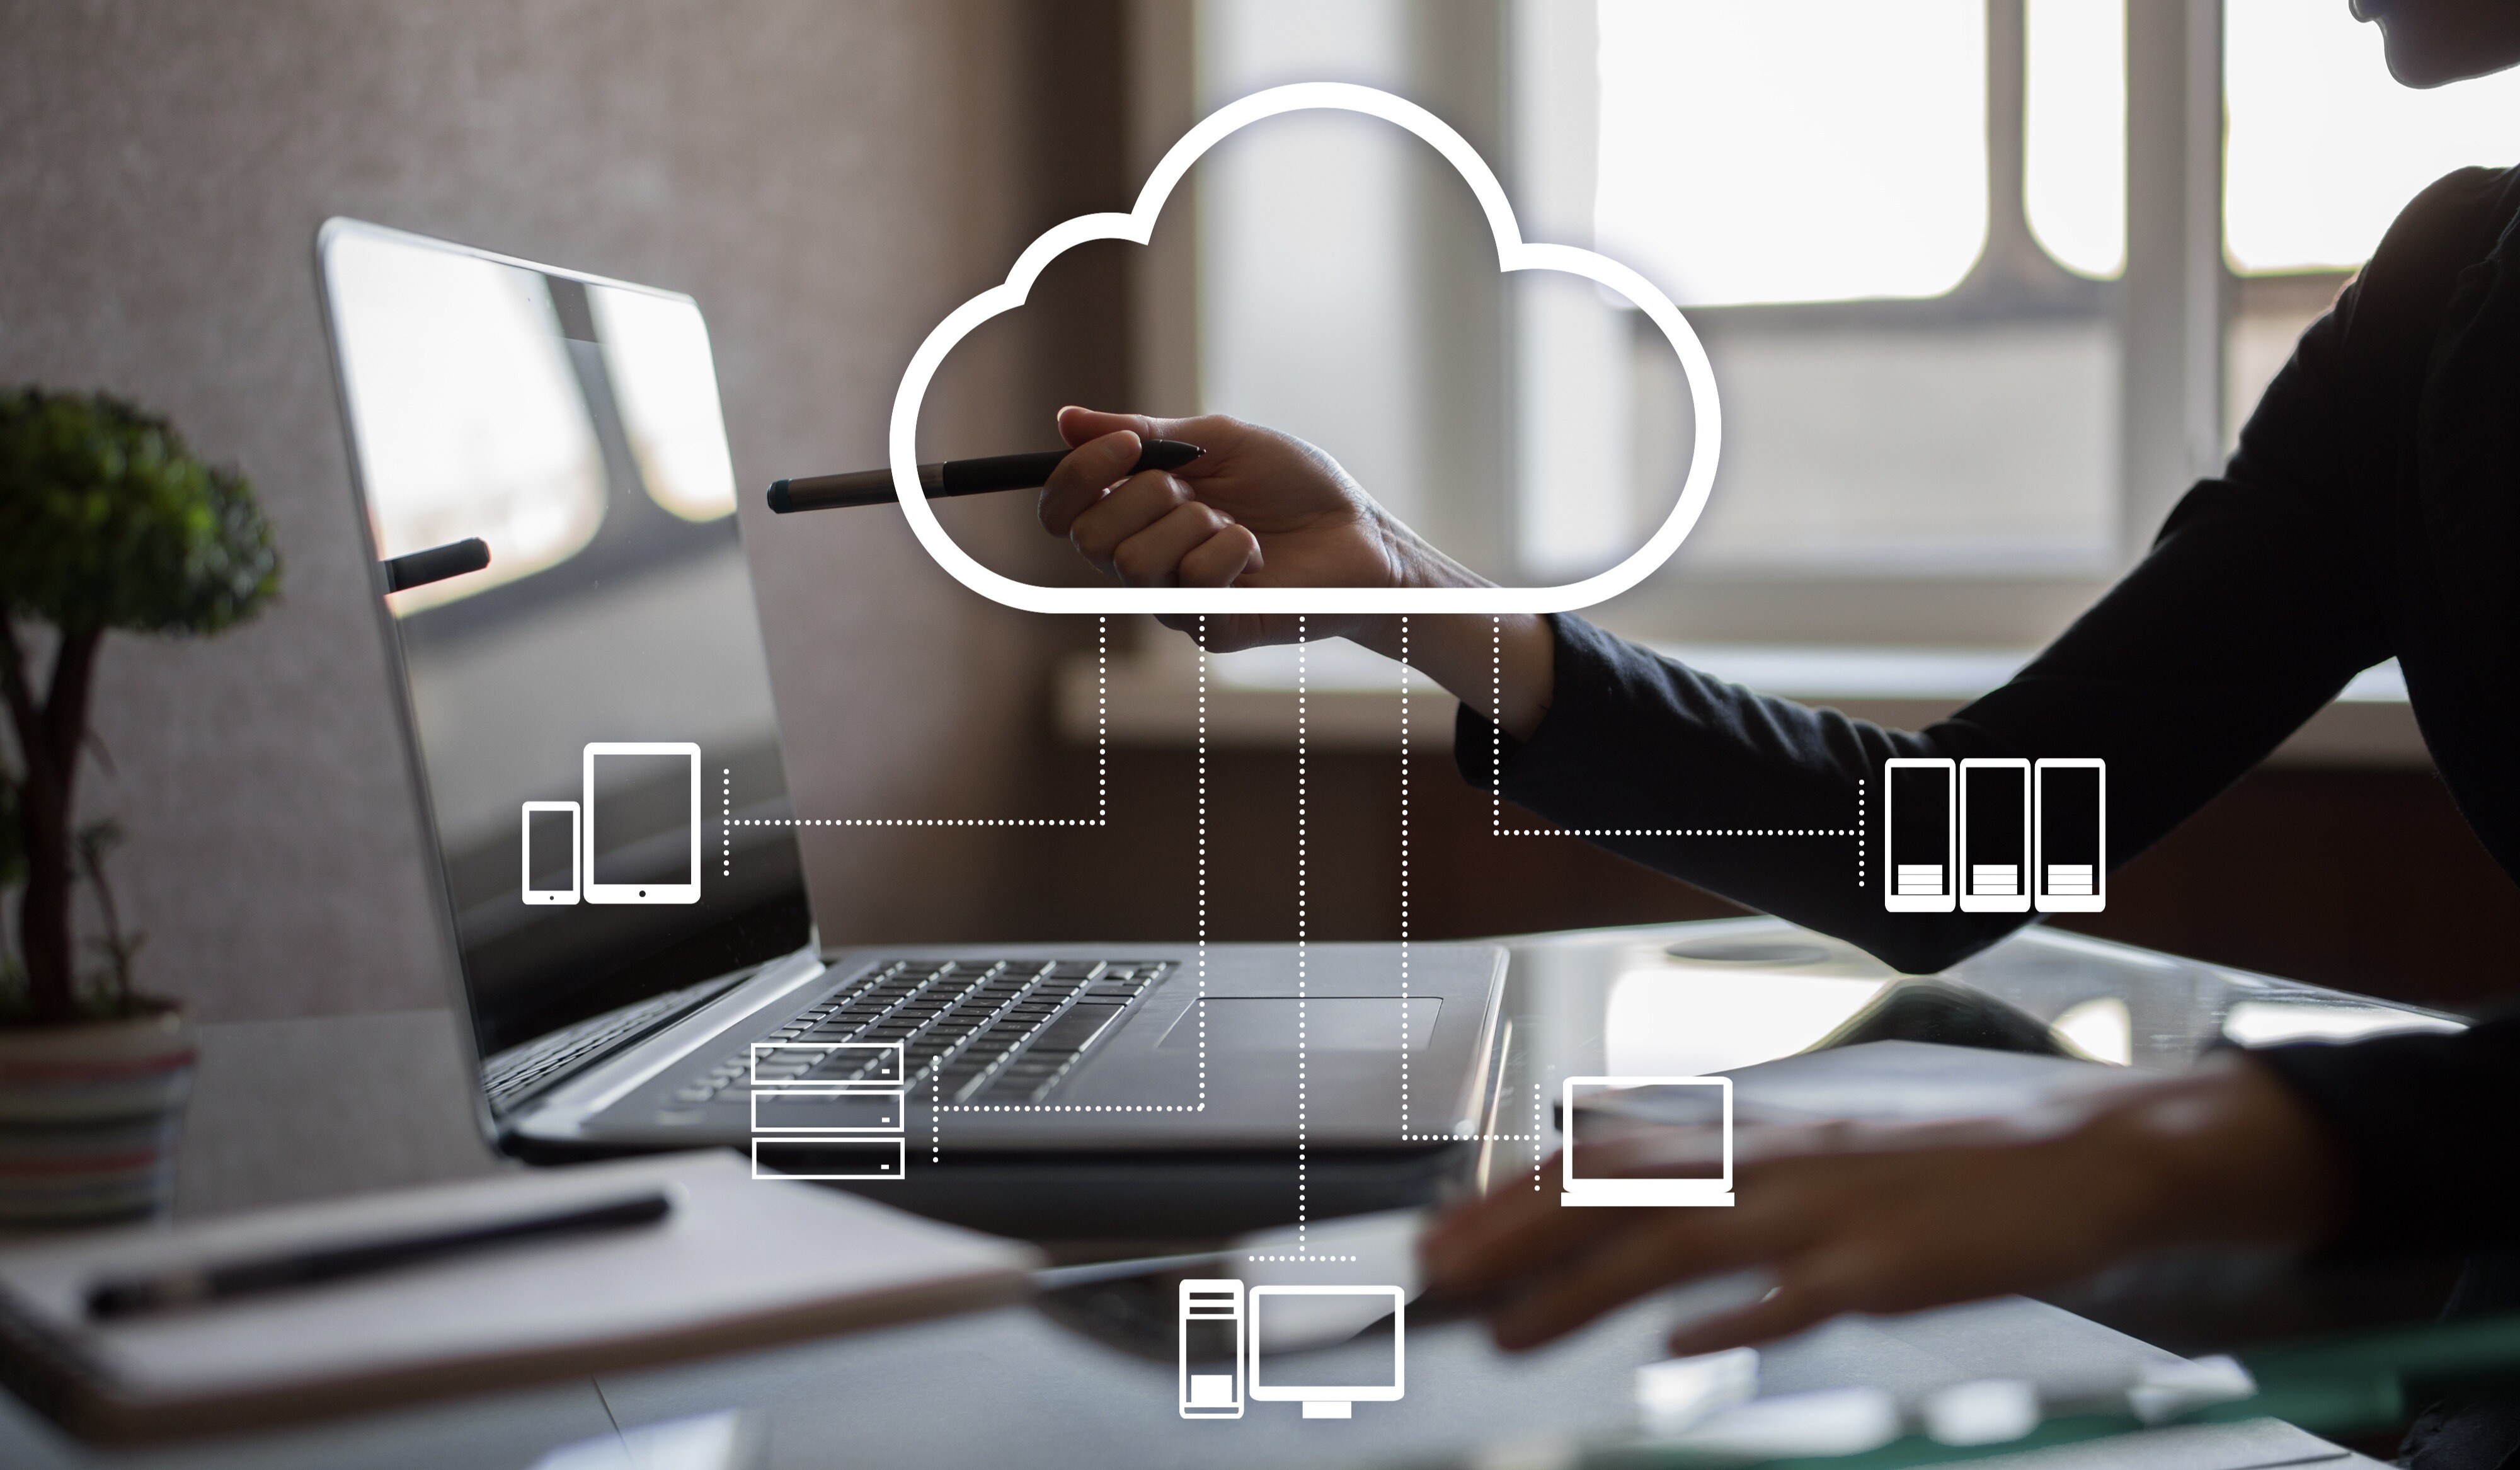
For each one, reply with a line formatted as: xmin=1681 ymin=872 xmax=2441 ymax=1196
xmin=483 ymin=972 xmax=742 ymax=1113
xmin=672 ymin=957 xmax=1170 ymax=1108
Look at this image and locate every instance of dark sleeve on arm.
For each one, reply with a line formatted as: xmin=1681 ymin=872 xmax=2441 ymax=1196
xmin=2252 ymin=1018 xmax=2520 ymax=1257
xmin=1457 ymin=292 xmax=2391 ymax=975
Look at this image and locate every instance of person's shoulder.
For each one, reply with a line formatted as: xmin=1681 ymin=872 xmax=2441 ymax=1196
xmin=2314 ymin=166 xmax=2516 ymax=365
xmin=2354 ymin=166 xmax=2516 ymax=301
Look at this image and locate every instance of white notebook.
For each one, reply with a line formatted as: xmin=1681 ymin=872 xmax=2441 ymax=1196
xmin=0 ymin=1151 xmax=1036 ymax=1443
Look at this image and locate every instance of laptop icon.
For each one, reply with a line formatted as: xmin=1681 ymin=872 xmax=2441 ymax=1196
xmin=1560 ymin=1076 xmax=1736 ymax=1207
xmin=315 ymin=219 xmax=1508 ymax=1238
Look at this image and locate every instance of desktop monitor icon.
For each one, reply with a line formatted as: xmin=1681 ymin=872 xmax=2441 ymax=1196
xmin=1561 ymin=1076 xmax=1735 ymax=1207
xmin=1245 ymin=1285 xmax=1406 ymax=1419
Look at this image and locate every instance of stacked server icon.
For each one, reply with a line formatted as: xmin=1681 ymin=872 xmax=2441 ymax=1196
xmin=747 ymin=1040 xmax=909 ymax=1182
xmin=1882 ymin=757 xmax=2107 ymax=914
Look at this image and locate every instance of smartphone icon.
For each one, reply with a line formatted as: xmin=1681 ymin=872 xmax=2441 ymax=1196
xmin=1882 ymin=758 xmax=1957 ymax=912
xmin=1179 ymin=1278 xmax=1246 ymax=1420
xmin=2034 ymin=758 xmax=2106 ymax=912
xmin=1959 ymin=759 xmax=2031 ymax=913
xmin=521 ymin=801 xmax=580 ymax=905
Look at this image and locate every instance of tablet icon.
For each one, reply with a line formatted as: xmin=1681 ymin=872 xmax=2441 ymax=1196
xmin=581 ymin=742 xmax=702 ymax=905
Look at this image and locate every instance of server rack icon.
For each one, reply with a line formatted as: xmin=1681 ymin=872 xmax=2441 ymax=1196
xmin=748 ymin=1040 xmax=908 ymax=1181
xmin=1882 ymin=757 xmax=2106 ymax=914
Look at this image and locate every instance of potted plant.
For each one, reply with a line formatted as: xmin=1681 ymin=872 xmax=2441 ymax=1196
xmin=0 ymin=388 xmax=279 ymax=1231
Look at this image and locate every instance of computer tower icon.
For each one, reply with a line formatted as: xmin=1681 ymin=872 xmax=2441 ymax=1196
xmin=1959 ymin=759 xmax=2032 ymax=913
xmin=2033 ymin=758 xmax=2106 ymax=912
xmin=1883 ymin=758 xmax=1957 ymax=912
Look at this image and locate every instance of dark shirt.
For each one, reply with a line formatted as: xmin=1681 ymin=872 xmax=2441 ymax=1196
xmin=1458 ymin=164 xmax=2520 ymax=1260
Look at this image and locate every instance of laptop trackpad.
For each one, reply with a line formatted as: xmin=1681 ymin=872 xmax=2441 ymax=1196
xmin=1158 ymin=997 xmax=1440 ymax=1052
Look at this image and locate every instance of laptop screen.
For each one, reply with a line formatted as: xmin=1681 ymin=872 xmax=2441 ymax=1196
xmin=318 ymin=220 xmax=808 ymax=1060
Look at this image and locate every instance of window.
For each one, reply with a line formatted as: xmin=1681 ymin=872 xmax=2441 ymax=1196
xmin=2024 ymin=0 xmax=2127 ymax=280
xmin=1594 ymin=0 xmax=1990 ymax=307
xmin=1584 ymin=0 xmax=2120 ymax=583
xmin=1167 ymin=1 xmax=2518 ymax=651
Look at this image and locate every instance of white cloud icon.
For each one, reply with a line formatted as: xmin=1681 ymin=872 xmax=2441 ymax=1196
xmin=890 ymin=81 xmax=1722 ymax=615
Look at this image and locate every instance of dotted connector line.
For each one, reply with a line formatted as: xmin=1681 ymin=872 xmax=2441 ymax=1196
xmin=1243 ymin=1255 xmax=1358 ymax=1263
xmin=1399 ymin=617 xmax=1411 ymax=1139
xmin=1295 ymin=619 xmax=1309 ymax=1250
xmin=1397 ymin=616 xmax=1537 ymax=1144
xmin=1489 ymin=616 xmax=1501 ymax=839
xmin=721 ymin=768 xmax=731 ymax=878
xmin=1197 ymin=617 xmax=1208 ymax=1110
xmin=1496 ymin=827 xmax=1859 ymax=838
xmin=1097 ymin=612 xmax=1108 ymax=825
xmin=933 ymin=621 xmax=1205 ymax=1117
xmin=1479 ymin=612 xmax=1867 ymax=842
xmin=1534 ymin=1077 xmax=1545 ymax=1192
xmin=1857 ymin=774 xmax=1869 ymax=890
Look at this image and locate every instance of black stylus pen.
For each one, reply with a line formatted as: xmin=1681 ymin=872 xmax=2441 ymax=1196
xmin=767 ymin=439 xmax=1205 ymax=514
xmin=83 ymin=1191 xmax=674 ymax=1320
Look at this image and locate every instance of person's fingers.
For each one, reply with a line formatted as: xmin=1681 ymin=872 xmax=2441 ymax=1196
xmin=1060 ymin=406 xmax=1251 ymax=479
xmin=1041 ymin=432 xmax=1147 ymax=539
xmin=1112 ymin=502 xmax=1238 ymax=587
xmin=1058 ymin=405 xmax=1179 ymax=449
xmin=1177 ymin=524 xmax=1261 ymax=586
xmin=1069 ymin=471 xmax=1191 ymax=575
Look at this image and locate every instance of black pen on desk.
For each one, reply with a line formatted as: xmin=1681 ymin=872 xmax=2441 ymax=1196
xmin=84 ymin=1190 xmax=673 ymax=1321
xmin=767 ymin=439 xmax=1205 ymax=514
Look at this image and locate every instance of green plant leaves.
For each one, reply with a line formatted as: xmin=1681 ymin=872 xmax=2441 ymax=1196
xmin=0 ymin=388 xmax=282 ymax=636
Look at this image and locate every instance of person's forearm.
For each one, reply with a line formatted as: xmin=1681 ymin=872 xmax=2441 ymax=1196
xmin=1351 ymin=612 xmax=1552 ymax=740
xmin=1344 ymin=522 xmax=1555 ymax=740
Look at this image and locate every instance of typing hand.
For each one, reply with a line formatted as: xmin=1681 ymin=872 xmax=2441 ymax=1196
xmin=1416 ymin=1055 xmax=2345 ymax=1356
xmin=1038 ymin=406 xmax=1423 ymax=652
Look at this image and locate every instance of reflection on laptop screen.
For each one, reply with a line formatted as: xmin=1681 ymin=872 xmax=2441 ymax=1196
xmin=319 ymin=221 xmax=807 ymax=1059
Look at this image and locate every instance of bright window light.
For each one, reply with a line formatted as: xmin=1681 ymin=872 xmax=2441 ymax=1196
xmin=328 ymin=232 xmax=606 ymax=614
xmin=2226 ymin=0 xmax=2520 ymax=274
xmin=2024 ymin=0 xmax=2126 ymax=278
xmin=1595 ymin=0 xmax=1988 ymax=307
xmin=589 ymin=285 xmax=738 ymax=524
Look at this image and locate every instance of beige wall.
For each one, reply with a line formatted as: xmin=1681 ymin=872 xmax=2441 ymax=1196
xmin=0 ymin=0 xmax=1103 ymax=1023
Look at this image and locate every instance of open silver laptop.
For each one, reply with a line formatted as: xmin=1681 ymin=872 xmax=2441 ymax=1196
xmin=313 ymin=219 xmax=1506 ymax=1234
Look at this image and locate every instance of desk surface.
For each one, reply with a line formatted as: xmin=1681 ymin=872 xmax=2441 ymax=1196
xmin=0 ymin=917 xmax=2448 ymax=1469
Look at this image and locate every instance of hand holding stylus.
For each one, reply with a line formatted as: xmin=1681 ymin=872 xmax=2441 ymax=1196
xmin=1035 ymin=405 xmax=1558 ymax=737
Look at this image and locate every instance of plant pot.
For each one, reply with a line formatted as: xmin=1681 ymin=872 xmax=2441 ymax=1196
xmin=0 ymin=1006 xmax=195 ymax=1234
